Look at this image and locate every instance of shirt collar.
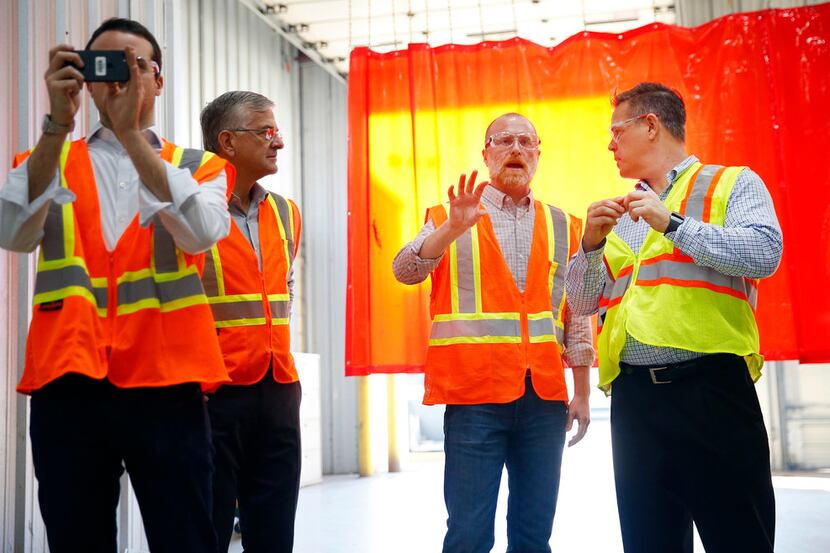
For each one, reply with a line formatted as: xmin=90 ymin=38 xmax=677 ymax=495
xmin=482 ymin=183 xmax=533 ymax=209
xmin=87 ymin=121 xmax=163 ymax=150
xmin=229 ymin=182 xmax=270 ymax=212
xmin=636 ymin=155 xmax=699 ymax=197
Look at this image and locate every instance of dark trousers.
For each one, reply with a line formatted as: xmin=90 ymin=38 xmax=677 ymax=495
xmin=442 ymin=376 xmax=567 ymax=553
xmin=29 ymin=373 xmax=216 ymax=553
xmin=208 ymin=376 xmax=302 ymax=553
xmin=611 ymin=354 xmax=776 ymax=553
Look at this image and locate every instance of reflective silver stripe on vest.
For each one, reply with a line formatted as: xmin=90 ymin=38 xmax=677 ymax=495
xmin=117 ymin=272 xmax=204 ymax=305
xmin=41 ymin=202 xmax=66 ymax=261
xmin=430 ymin=318 xmax=521 ymax=339
xmin=178 ymin=148 xmax=206 ymax=175
xmin=92 ymin=284 xmax=107 ymax=307
xmin=454 ymin=229 xmax=477 ymax=313
xmin=152 ymin=216 xmax=180 ymax=273
xmin=34 ymin=264 xmax=108 ymax=308
xmin=527 ymin=316 xmax=563 ymax=342
xmin=637 ymin=260 xmax=755 ymax=304
xmin=548 ymin=205 xmax=569 ymax=320
xmin=747 ymin=285 xmax=758 ymax=309
xmin=270 ymin=299 xmax=291 ymax=320
xmin=201 ymin=252 xmax=220 ymax=296
xmin=598 ymin=272 xmax=633 ymax=329
xmin=270 ymin=193 xmax=295 ymax=266
xmin=683 ymin=165 xmax=722 ymax=221
xmin=210 ymin=300 xmax=265 ymax=322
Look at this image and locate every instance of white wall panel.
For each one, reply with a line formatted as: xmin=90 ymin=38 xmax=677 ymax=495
xmin=298 ymin=58 xmax=356 ymax=474
xmin=0 ymin=2 xmax=21 ymax=552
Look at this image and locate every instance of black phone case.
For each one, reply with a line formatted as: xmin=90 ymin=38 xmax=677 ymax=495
xmin=74 ymin=50 xmax=130 ymax=82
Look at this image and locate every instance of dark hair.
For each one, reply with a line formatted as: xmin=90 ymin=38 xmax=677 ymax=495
xmin=484 ymin=112 xmax=538 ymax=145
xmin=86 ymin=18 xmax=162 ymax=73
xmin=201 ymin=91 xmax=275 ymax=153
xmin=613 ymin=82 xmax=686 ymax=141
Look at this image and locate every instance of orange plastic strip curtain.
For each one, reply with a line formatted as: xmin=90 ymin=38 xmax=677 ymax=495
xmin=346 ymin=5 xmax=830 ymax=376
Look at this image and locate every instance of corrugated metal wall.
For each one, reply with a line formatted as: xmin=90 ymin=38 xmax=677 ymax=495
xmin=676 ymin=0 xmax=826 ymax=25
xmin=0 ymin=0 xmax=349 ymax=550
xmin=298 ymin=57 xmax=357 ymax=474
xmin=0 ymin=0 xmax=25 ymax=547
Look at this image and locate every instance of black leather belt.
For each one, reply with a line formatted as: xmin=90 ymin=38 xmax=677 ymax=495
xmin=619 ymin=353 xmax=741 ymax=384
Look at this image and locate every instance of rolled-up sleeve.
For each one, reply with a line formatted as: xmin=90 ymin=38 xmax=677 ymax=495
xmin=563 ymin=309 xmax=595 ymax=367
xmin=139 ymin=165 xmax=230 ymax=254
xmin=0 ymin=159 xmax=76 ymax=252
xmin=565 ymin=244 xmax=607 ymax=317
xmin=392 ymin=219 xmax=444 ymax=285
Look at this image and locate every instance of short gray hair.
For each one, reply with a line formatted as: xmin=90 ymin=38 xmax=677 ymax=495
xmin=201 ymin=91 xmax=275 ymax=153
xmin=613 ymin=83 xmax=686 ymax=142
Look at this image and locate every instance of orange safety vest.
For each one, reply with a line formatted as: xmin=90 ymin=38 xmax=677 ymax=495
xmin=15 ymin=139 xmax=230 ymax=393
xmin=423 ymin=200 xmax=582 ymax=405
xmin=201 ymin=192 xmax=301 ymax=388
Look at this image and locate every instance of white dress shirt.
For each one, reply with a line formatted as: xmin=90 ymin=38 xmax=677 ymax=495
xmin=0 ymin=123 xmax=230 ymax=254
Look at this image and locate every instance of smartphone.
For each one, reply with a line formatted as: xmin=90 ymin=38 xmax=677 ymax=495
xmin=70 ymin=50 xmax=130 ymax=82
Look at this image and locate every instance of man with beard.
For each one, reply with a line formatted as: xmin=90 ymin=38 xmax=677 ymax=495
xmin=393 ymin=113 xmax=594 ymax=553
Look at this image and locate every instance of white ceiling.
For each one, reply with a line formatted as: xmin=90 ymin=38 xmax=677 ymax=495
xmin=253 ymin=0 xmax=676 ymax=76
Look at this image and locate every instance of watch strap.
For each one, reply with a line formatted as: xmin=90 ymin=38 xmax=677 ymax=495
xmin=42 ymin=114 xmax=75 ymax=135
xmin=664 ymin=212 xmax=684 ymax=235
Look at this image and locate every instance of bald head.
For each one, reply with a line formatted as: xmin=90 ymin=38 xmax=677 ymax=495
xmin=481 ymin=112 xmax=540 ymax=201
xmin=484 ymin=113 xmax=537 ymax=146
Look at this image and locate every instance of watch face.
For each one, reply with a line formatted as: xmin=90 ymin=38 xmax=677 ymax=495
xmin=664 ymin=212 xmax=683 ymax=234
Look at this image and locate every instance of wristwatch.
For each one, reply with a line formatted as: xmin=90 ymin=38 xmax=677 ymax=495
xmin=41 ymin=114 xmax=75 ymax=135
xmin=663 ymin=211 xmax=685 ymax=235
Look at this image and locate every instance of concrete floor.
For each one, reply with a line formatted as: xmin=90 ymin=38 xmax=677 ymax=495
xmin=229 ymin=411 xmax=830 ymax=553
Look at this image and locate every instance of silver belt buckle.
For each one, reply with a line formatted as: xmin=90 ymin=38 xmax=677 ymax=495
xmin=649 ymin=366 xmax=671 ymax=384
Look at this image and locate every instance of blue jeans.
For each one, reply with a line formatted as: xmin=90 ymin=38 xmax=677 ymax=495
xmin=442 ymin=377 xmax=567 ymax=553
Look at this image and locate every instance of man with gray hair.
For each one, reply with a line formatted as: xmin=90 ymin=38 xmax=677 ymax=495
xmin=200 ymin=91 xmax=303 ymax=552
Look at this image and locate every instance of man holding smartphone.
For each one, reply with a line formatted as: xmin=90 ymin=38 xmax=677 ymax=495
xmin=0 ymin=18 xmax=231 ymax=552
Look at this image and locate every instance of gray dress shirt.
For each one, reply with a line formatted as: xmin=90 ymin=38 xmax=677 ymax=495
xmin=229 ymin=183 xmax=294 ymax=306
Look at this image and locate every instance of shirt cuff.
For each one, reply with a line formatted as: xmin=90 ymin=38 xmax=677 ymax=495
xmin=564 ymin=344 xmax=596 ymax=368
xmin=579 ymin=241 xmax=605 ymax=264
xmin=0 ymin=160 xmax=76 ymax=213
xmin=665 ymin=216 xmax=698 ymax=250
xmin=410 ymin=242 xmax=443 ymax=270
xmin=139 ymin=163 xmax=201 ymax=226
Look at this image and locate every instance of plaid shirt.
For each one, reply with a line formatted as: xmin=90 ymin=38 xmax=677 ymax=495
xmin=393 ymin=184 xmax=595 ymax=367
xmin=566 ymin=155 xmax=783 ymax=365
